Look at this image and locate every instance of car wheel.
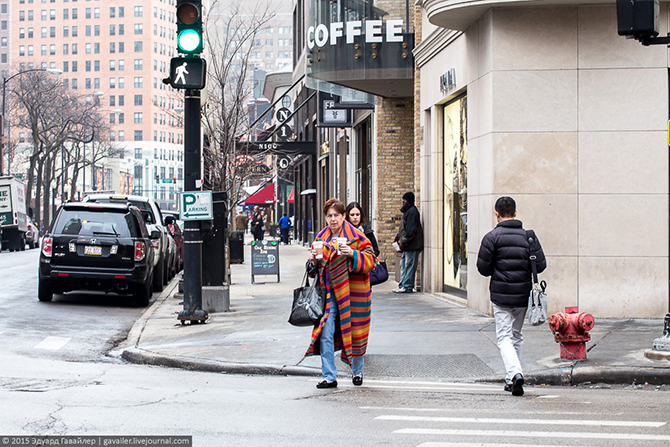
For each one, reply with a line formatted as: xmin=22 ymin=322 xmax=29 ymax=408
xmin=134 ymin=275 xmax=152 ymax=307
xmin=38 ymin=279 xmax=53 ymax=302
xmin=153 ymin=255 xmax=165 ymax=292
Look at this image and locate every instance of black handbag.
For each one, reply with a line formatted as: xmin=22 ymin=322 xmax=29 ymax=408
xmin=288 ymin=271 xmax=327 ymax=327
xmin=370 ymin=261 xmax=389 ymax=286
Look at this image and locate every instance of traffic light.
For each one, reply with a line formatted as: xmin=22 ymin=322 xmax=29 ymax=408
xmin=176 ymin=0 xmax=203 ymax=56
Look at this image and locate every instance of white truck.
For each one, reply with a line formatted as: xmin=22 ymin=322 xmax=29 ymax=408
xmin=0 ymin=176 xmax=28 ymax=252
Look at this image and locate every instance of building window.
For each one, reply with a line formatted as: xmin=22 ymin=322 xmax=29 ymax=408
xmin=109 ymin=42 xmax=115 ymax=53
xmin=134 ymin=148 xmax=142 ymax=159
xmin=110 ymin=7 xmax=115 ymax=18
xmin=94 ymin=60 xmax=100 ymax=72
xmin=134 ymin=77 xmax=143 ymax=88
xmin=118 ymin=60 xmax=125 ymax=71
xmin=118 ymin=131 xmax=124 ymax=142
xmin=134 ymin=130 xmax=143 ymax=141
xmin=134 ymin=6 xmax=143 ymax=17
xmin=118 ymin=77 xmax=125 ymax=88
xmin=134 ymin=112 xmax=142 ymax=124
xmin=134 ymin=41 xmax=143 ymax=52
xmin=109 ymin=77 xmax=115 ymax=88
xmin=442 ymin=94 xmax=468 ymax=294
xmin=134 ymin=95 xmax=142 ymax=106
xmin=109 ymin=113 xmax=116 ymax=124
xmin=134 ymin=59 xmax=142 ymax=70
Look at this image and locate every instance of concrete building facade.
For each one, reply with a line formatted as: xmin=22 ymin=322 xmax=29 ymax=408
xmin=416 ymin=1 xmax=669 ymax=318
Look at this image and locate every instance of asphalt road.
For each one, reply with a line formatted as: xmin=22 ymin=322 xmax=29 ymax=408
xmin=0 ymin=248 xmax=152 ymax=362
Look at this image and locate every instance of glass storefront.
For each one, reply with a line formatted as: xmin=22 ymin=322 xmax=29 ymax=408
xmin=443 ymin=95 xmax=468 ymax=294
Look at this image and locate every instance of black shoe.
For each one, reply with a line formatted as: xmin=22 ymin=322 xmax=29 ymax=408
xmin=504 ymin=383 xmax=512 ymax=392
xmin=316 ymin=380 xmax=338 ymax=389
xmin=512 ymin=373 xmax=524 ymax=396
xmin=352 ymin=375 xmax=363 ymax=386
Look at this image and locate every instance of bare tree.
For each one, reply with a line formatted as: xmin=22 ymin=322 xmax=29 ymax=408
xmin=10 ymin=71 xmax=113 ymax=228
xmin=202 ymin=1 xmax=276 ymax=218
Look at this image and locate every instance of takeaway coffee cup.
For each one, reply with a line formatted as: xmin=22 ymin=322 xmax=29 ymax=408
xmin=337 ymin=237 xmax=347 ymax=255
xmin=313 ymin=241 xmax=323 ymax=259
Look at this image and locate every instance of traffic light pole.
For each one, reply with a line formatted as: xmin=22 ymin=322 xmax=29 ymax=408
xmin=178 ymin=88 xmax=207 ymax=324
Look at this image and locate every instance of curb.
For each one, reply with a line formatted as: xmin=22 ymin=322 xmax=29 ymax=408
xmin=121 ymin=347 xmax=322 ymax=377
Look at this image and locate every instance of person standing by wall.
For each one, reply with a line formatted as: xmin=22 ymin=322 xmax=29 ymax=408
xmin=393 ymin=192 xmax=423 ymax=293
xmin=278 ymin=213 xmax=291 ymax=244
xmin=476 ymin=196 xmax=547 ymax=396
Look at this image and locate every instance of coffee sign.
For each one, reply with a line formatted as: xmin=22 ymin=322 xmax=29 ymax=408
xmin=307 ymin=19 xmax=404 ymax=50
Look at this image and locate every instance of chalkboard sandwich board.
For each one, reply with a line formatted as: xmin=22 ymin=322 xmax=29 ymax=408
xmin=251 ymin=240 xmax=280 ymax=284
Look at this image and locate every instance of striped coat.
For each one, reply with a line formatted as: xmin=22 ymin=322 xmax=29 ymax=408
xmin=305 ymin=220 xmax=377 ymax=366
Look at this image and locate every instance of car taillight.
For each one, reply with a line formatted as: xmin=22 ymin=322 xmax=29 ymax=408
xmin=134 ymin=241 xmax=146 ymax=261
xmin=42 ymin=237 xmax=53 ymax=257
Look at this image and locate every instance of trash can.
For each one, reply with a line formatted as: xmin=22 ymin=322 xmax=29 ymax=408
xmin=229 ymin=230 xmax=244 ymax=264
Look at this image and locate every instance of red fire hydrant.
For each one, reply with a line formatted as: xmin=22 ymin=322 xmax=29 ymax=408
xmin=548 ymin=306 xmax=595 ymax=360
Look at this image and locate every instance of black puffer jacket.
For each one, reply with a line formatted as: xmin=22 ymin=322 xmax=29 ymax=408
xmin=358 ymin=223 xmax=380 ymax=256
xmin=476 ymin=219 xmax=546 ymax=307
xmin=397 ymin=204 xmax=424 ymax=252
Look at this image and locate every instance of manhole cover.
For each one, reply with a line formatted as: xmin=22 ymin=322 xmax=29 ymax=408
xmin=341 ymin=354 xmax=495 ymax=379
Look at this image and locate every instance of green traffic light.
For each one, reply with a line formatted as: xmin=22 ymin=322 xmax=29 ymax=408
xmin=178 ymin=29 xmax=201 ymax=53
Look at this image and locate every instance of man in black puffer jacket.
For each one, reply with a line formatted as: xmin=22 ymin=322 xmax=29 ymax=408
xmin=477 ymin=197 xmax=546 ymax=397
xmin=393 ymin=192 xmax=424 ymax=293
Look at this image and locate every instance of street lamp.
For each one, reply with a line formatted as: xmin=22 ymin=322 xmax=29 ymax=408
xmin=0 ymin=68 xmax=62 ymax=175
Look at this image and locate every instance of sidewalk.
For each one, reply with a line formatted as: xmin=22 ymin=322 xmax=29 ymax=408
xmin=116 ymin=233 xmax=670 ymax=386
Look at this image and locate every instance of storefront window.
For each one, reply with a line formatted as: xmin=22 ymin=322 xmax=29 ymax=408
xmin=443 ymin=95 xmax=468 ymax=293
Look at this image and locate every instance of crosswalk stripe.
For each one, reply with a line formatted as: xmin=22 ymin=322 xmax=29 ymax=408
xmin=377 ymin=415 xmax=666 ymax=428
xmin=417 ymin=443 xmax=591 ymax=447
xmin=361 ymin=406 xmax=610 ymax=416
xmin=394 ymin=428 xmax=670 ymax=441
xmin=34 ymin=336 xmax=71 ymax=350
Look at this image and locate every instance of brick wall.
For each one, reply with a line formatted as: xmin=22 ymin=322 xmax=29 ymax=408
xmin=375 ymin=97 xmax=414 ymax=273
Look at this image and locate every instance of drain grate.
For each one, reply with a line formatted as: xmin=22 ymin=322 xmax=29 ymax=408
xmin=339 ymin=354 xmax=495 ymax=379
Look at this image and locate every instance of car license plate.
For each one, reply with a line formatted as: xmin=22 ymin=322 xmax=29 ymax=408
xmin=84 ymin=246 xmax=102 ymax=256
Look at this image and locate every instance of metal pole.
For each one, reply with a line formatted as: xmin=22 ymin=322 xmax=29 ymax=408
xmin=178 ymin=88 xmax=207 ymax=324
xmin=1 ymin=77 xmax=6 ymax=176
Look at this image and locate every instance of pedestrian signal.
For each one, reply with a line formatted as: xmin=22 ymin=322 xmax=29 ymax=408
xmin=169 ymin=57 xmax=206 ymax=90
xmin=176 ymin=0 xmax=203 ymax=55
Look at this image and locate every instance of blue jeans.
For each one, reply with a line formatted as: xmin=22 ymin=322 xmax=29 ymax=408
xmin=320 ymin=292 xmax=364 ymax=381
xmin=399 ymin=250 xmax=420 ymax=291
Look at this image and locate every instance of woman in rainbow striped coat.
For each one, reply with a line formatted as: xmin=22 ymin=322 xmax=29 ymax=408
xmin=306 ymin=198 xmax=378 ymax=389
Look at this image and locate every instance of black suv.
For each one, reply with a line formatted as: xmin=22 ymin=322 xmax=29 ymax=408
xmin=38 ymin=202 xmax=157 ymax=306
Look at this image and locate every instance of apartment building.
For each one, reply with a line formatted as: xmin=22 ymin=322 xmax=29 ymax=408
xmin=9 ymin=0 xmax=184 ymax=211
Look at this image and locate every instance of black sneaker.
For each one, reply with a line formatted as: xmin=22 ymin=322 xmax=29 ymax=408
xmin=316 ymin=380 xmax=338 ymax=389
xmin=512 ymin=373 xmax=524 ymax=396
xmin=352 ymin=375 xmax=363 ymax=386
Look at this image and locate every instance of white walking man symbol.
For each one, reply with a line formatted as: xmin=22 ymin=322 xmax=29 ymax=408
xmin=175 ymin=62 xmax=189 ymax=84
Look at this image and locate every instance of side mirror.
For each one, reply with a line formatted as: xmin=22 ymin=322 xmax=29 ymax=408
xmin=150 ymin=230 xmax=161 ymax=240
xmin=164 ymin=216 xmax=175 ymax=225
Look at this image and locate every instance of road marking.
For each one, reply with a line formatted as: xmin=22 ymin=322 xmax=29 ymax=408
xmin=34 ymin=336 xmax=71 ymax=350
xmin=358 ymin=380 xmax=502 ymax=393
xmin=417 ymin=443 xmax=590 ymax=447
xmin=394 ymin=428 xmax=670 ymax=441
xmin=361 ymin=406 xmax=611 ymax=416
xmin=377 ymin=415 xmax=666 ymax=428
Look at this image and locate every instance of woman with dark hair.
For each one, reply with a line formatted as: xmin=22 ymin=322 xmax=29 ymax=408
xmin=345 ymin=202 xmax=380 ymax=256
xmin=305 ymin=198 xmax=378 ymax=388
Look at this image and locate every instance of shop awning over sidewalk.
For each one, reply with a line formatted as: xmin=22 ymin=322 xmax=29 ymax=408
xmin=287 ymin=188 xmax=294 ymax=204
xmin=240 ymin=183 xmax=274 ymax=206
